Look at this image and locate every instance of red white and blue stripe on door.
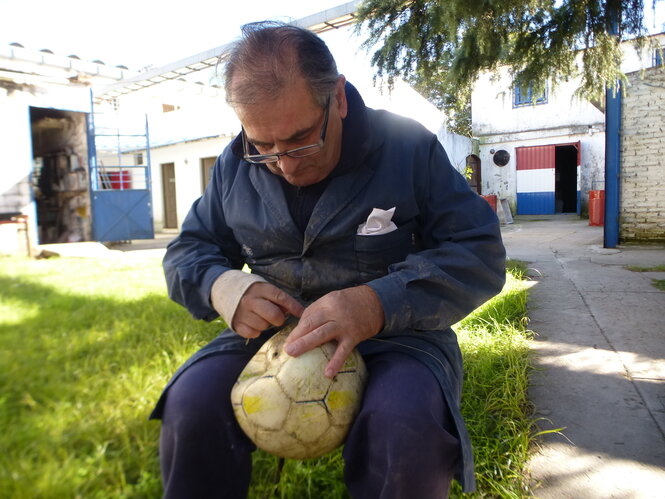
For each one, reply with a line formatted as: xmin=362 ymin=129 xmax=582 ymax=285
xmin=515 ymin=143 xmax=580 ymax=215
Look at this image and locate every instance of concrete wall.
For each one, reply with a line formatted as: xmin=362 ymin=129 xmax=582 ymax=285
xmin=472 ymin=65 xmax=606 ymax=211
xmin=476 ymin=132 xmax=606 ymax=213
xmin=145 ymin=122 xmax=471 ymax=232
xmin=437 ymin=128 xmax=473 ymax=174
xmin=0 ymin=92 xmax=32 ymax=216
xmin=147 ymin=136 xmax=232 ymax=230
xmin=471 ymin=36 xmax=664 ymax=215
xmin=620 ymin=66 xmax=665 ymax=242
xmin=473 ymin=67 xmax=605 ymax=137
xmin=0 ymin=82 xmax=92 ymax=253
xmin=621 ymin=34 xmax=665 ymax=72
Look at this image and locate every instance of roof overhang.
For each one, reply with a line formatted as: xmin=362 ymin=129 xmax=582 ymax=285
xmin=95 ymin=1 xmax=362 ymax=101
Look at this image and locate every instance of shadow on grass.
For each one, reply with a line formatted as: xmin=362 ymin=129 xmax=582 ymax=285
xmin=0 ymin=274 xmax=220 ymax=497
xmin=0 ymin=267 xmax=534 ymax=498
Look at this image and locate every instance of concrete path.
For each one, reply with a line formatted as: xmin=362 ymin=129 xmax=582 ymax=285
xmin=35 ymin=232 xmax=175 ymax=259
xmin=501 ymin=215 xmax=665 ymax=498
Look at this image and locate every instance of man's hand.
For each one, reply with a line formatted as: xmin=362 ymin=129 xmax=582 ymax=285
xmin=232 ymin=282 xmax=304 ymax=339
xmin=284 ymin=285 xmax=384 ymax=378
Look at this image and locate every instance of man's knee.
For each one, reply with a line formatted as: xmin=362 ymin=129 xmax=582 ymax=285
xmin=161 ymin=353 xmax=250 ymax=437
xmin=342 ymin=353 xmax=460 ymax=497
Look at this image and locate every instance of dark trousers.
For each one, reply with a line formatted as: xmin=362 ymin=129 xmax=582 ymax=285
xmin=159 ymin=350 xmax=460 ymax=498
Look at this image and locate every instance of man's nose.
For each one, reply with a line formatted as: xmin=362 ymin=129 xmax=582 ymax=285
xmin=276 ymin=155 xmax=300 ymax=175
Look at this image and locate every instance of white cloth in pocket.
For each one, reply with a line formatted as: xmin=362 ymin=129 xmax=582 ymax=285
xmin=357 ymin=207 xmax=398 ymax=235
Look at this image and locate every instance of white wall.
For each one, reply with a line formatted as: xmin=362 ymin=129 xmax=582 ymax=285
xmin=472 ymin=67 xmax=605 ymax=137
xmin=0 ymin=83 xmax=91 ymax=208
xmin=437 ymin=129 xmax=473 ymax=174
xmin=0 ymin=89 xmax=34 ymax=212
xmin=148 ymin=136 xmax=233 ymax=230
xmin=0 ymin=83 xmax=93 ymax=250
xmin=477 ymin=132 xmax=605 ymax=211
xmin=621 ymin=33 xmax=665 ymax=72
xmin=468 ymin=37 xmax=665 ymax=212
xmin=473 ymin=34 xmax=665 ymax=138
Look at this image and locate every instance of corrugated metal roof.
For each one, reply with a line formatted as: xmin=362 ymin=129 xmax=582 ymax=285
xmin=0 ymin=43 xmax=132 ymax=83
xmin=94 ymin=1 xmax=362 ymax=101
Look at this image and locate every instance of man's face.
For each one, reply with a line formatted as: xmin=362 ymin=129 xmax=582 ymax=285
xmin=235 ymin=75 xmax=347 ymax=187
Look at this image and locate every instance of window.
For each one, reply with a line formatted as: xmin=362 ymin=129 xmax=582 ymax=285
xmin=513 ymin=82 xmax=548 ymax=107
xmin=654 ymin=47 xmax=663 ymax=67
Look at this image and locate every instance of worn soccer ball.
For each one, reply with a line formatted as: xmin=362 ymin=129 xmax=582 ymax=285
xmin=231 ymin=322 xmax=367 ymax=459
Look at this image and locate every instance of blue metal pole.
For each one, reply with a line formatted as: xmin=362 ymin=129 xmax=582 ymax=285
xmin=87 ymin=89 xmax=99 ymax=191
xmin=604 ymin=82 xmax=621 ymax=248
xmin=603 ymin=1 xmax=622 ymax=249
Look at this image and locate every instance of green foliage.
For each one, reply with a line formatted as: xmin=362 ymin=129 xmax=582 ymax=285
xmin=356 ymin=0 xmax=661 ymax=133
xmin=1 ymin=255 xmax=535 ymax=497
xmin=506 ymin=258 xmax=530 ymax=278
xmin=452 ymin=274 xmax=533 ymax=497
xmin=624 ymin=264 xmax=665 ymax=290
xmin=249 ymin=451 xmax=349 ymax=499
xmin=625 ymin=264 xmax=665 ymax=272
xmin=652 ymin=279 xmax=665 ymax=291
xmin=0 ymin=256 xmax=221 ymax=498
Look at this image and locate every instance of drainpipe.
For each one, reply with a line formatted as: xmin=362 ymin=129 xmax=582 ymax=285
xmin=604 ymin=3 xmax=621 ymax=248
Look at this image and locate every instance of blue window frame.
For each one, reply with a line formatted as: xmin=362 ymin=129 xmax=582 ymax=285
xmin=654 ymin=47 xmax=663 ymax=67
xmin=513 ymin=82 xmax=548 ymax=107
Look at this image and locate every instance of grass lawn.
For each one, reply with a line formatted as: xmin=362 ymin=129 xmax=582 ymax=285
xmin=0 ymin=254 xmax=534 ymax=498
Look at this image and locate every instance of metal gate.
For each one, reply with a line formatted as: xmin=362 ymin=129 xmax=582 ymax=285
xmin=86 ymin=106 xmax=154 ymax=242
xmin=516 ymin=142 xmax=580 ymax=215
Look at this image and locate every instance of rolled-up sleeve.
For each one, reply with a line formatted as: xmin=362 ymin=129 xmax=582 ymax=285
xmin=162 ymin=154 xmax=244 ymax=321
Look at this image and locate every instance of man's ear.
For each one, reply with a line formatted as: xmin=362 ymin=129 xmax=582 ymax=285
xmin=335 ymin=75 xmax=348 ymax=119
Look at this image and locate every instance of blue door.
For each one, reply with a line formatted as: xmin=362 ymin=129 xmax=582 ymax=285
xmin=86 ymin=110 xmax=154 ymax=242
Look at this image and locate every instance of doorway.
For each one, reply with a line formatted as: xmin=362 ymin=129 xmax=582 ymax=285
xmin=161 ymin=163 xmax=177 ymax=229
xmin=200 ymin=156 xmax=216 ymax=193
xmin=516 ymin=141 xmax=580 ymax=215
xmin=29 ymin=107 xmax=91 ymax=244
xmin=555 ymin=145 xmax=578 ymax=213
xmin=465 ymin=154 xmax=481 ymax=194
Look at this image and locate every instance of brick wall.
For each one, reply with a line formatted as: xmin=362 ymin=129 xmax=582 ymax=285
xmin=620 ymin=66 xmax=665 ymax=242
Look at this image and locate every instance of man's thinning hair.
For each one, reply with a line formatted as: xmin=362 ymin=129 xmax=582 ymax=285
xmin=224 ymin=21 xmax=339 ymax=107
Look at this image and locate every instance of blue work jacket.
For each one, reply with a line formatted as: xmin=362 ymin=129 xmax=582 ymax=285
xmin=158 ymin=83 xmax=506 ymax=492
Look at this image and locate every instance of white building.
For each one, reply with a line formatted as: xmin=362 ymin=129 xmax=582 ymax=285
xmin=0 ymin=43 xmax=134 ymax=253
xmin=0 ymin=3 xmax=470 ymax=254
xmin=472 ymin=33 xmax=665 ymax=217
xmin=122 ymin=65 xmax=471 ymax=233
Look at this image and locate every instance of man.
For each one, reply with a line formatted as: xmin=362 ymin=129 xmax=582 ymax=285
xmin=152 ymin=21 xmax=506 ymax=498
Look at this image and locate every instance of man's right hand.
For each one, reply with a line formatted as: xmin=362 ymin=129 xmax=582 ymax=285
xmin=231 ymin=282 xmax=304 ymax=339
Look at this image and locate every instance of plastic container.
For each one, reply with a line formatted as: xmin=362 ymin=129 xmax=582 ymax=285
xmin=589 ymin=190 xmax=604 ymax=226
xmin=481 ymin=194 xmax=498 ymax=212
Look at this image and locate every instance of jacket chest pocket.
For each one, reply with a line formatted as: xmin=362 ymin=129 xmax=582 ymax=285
xmin=354 ymin=219 xmax=418 ymax=279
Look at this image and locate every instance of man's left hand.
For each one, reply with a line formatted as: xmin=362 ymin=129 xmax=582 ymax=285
xmin=283 ymin=285 xmax=384 ymax=378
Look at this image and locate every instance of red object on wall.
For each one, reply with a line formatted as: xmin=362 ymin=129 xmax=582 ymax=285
xmin=109 ymin=170 xmax=131 ymax=190
xmin=589 ymin=190 xmax=605 ymax=226
xmin=481 ymin=194 xmax=498 ymax=212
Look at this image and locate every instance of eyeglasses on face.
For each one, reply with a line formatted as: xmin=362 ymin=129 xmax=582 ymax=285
xmin=242 ymin=96 xmax=331 ymax=164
